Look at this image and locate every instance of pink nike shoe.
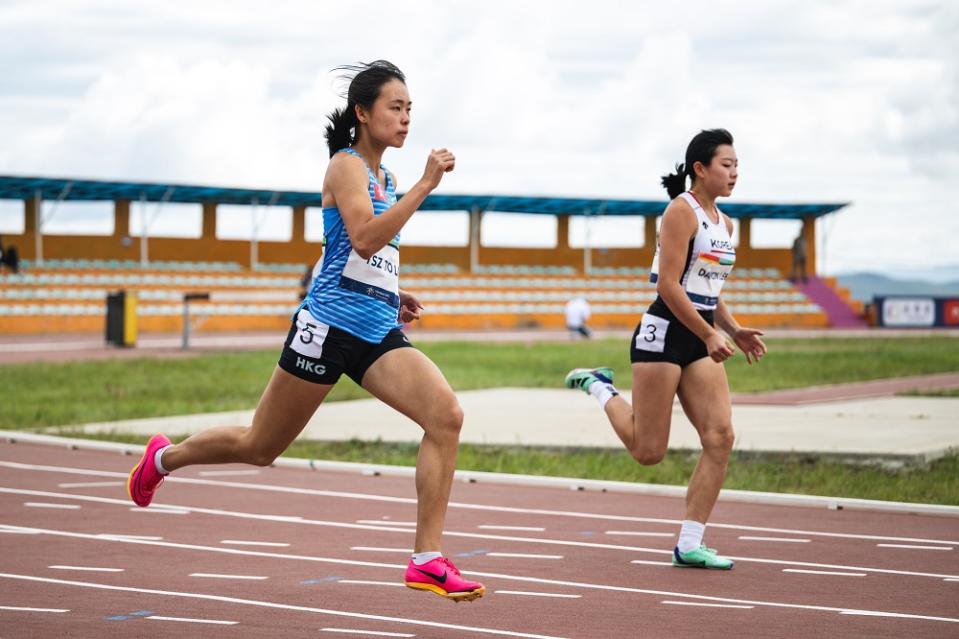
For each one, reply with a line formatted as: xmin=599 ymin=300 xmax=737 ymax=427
xmin=127 ymin=433 xmax=171 ymax=507
xmin=405 ymin=557 xmax=485 ymax=602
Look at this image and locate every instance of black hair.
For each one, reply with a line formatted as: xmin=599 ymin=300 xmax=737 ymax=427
xmin=660 ymin=128 xmax=734 ymax=199
xmin=325 ymin=60 xmax=406 ymax=158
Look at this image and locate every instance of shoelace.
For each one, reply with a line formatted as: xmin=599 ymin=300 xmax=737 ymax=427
xmin=440 ymin=557 xmax=461 ymax=576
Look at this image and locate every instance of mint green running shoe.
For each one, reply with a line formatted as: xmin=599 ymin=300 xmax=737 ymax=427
xmin=672 ymin=545 xmax=734 ymax=570
xmin=564 ymin=367 xmax=615 ymax=394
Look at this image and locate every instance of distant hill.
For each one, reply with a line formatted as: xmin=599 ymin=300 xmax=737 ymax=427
xmin=836 ymin=272 xmax=959 ymax=302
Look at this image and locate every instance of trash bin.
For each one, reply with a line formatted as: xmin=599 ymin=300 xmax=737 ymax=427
xmin=105 ymin=290 xmax=137 ymax=347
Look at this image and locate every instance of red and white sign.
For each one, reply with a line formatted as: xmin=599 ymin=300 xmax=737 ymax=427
xmin=944 ymin=300 xmax=959 ymax=326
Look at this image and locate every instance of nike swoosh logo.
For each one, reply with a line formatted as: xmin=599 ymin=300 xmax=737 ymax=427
xmin=415 ymin=567 xmax=447 ymax=583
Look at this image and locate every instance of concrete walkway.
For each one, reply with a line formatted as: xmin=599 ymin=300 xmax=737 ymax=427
xmin=70 ymin=387 xmax=959 ymax=462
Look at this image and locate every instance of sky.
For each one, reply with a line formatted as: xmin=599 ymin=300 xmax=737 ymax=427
xmin=0 ymin=0 xmax=957 ymax=279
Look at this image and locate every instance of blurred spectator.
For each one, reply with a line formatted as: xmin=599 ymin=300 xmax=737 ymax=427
xmin=565 ymin=295 xmax=592 ymax=339
xmin=791 ymin=232 xmax=807 ymax=283
xmin=0 ymin=235 xmax=19 ymax=274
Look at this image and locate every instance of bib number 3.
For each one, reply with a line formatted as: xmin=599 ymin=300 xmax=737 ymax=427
xmin=635 ymin=314 xmax=669 ymax=353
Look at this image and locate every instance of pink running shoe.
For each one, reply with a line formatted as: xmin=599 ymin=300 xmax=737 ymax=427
xmin=127 ymin=433 xmax=171 ymax=507
xmin=405 ymin=557 xmax=485 ymax=602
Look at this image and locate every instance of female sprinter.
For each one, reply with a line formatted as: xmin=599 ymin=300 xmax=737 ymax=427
xmin=564 ymin=128 xmax=767 ymax=569
xmin=127 ymin=60 xmax=485 ymax=601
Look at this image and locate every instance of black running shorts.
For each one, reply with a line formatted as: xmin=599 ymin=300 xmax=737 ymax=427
xmin=630 ymin=298 xmax=715 ymax=368
xmin=278 ymin=308 xmax=413 ymax=385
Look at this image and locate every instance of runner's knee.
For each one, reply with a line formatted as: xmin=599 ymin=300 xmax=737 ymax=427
xmin=237 ymin=431 xmax=281 ymax=467
xmin=424 ymin=397 xmax=464 ymax=440
xmin=630 ymin=445 xmax=667 ymax=466
xmin=700 ymin=424 xmax=735 ymax=457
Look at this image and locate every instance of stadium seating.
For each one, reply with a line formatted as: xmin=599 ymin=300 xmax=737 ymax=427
xmin=0 ymin=260 xmax=830 ymax=334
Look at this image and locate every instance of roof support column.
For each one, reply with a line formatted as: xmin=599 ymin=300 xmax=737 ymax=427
xmin=469 ymin=206 xmax=482 ymax=273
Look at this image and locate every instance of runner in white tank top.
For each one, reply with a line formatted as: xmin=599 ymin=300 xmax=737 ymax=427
xmin=565 ymin=129 xmax=768 ymax=570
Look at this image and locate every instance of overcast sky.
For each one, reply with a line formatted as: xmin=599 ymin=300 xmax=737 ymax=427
xmin=1 ymin=0 xmax=956 ymax=278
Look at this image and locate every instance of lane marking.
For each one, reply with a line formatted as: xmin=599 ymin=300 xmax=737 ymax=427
xmin=739 ymin=536 xmax=811 ymax=543
xmin=0 ymin=573 xmax=571 ymax=639
xmin=945 ymin=578 xmax=959 ymax=582
xmin=221 ymin=540 xmax=290 ymax=547
xmin=128 ymin=507 xmax=189 ymax=515
xmin=630 ymin=560 xmax=671 ymax=567
xmin=147 ymin=615 xmax=238 ymax=625
xmin=877 ymin=544 xmax=953 ymax=551
xmin=486 ymin=553 xmax=563 ymax=560
xmin=24 ymin=502 xmax=79 ymax=510
xmin=479 ymin=526 xmax=545 ymax=532
xmin=58 ymin=481 xmax=124 ymax=489
xmin=3 ymin=533 xmax=959 ymax=625
xmin=352 ymin=547 xmax=413 ymax=554
xmin=0 ymin=605 xmax=69 ymax=613
xmin=198 ymin=470 xmax=261 ymax=477
xmin=0 ymin=528 xmax=39 ymax=534
xmin=3 ymin=489 xmax=959 ymax=581
xmin=356 ymin=520 xmax=416 ymax=527
xmin=321 ymin=629 xmax=415 ymax=637
xmin=495 ymin=591 xmax=580 ymax=599
xmin=4 ymin=460 xmax=958 ymax=546
xmin=662 ymin=600 xmax=754 ymax=609
xmin=339 ymin=580 xmax=406 ymax=588
xmin=190 ymin=573 xmax=269 ymax=581
xmin=98 ymin=534 xmax=163 ymax=541
xmin=606 ymin=531 xmax=674 ymax=538
xmin=783 ymin=569 xmax=867 ymax=577
xmin=49 ymin=565 xmax=124 ymax=572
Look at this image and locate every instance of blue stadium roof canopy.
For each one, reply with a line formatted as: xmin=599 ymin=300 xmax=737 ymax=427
xmin=0 ymin=176 xmax=847 ymax=220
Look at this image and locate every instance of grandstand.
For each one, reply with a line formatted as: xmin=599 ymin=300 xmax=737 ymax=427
xmin=0 ymin=176 xmax=861 ymax=335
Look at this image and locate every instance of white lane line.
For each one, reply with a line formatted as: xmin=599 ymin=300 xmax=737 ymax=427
xmin=198 ymin=470 xmax=261 ymax=477
xmin=486 ymin=553 xmax=563 ymax=560
xmin=479 ymin=526 xmax=545 ymax=532
xmin=630 ymin=560 xmax=671 ymax=567
xmin=339 ymin=580 xmax=406 ymax=588
xmin=147 ymin=615 xmax=238 ymax=625
xmin=98 ymin=534 xmax=164 ymax=541
xmin=49 ymin=565 xmax=124 ymax=572
xmin=4 ymin=533 xmax=959 ymax=625
xmin=606 ymin=531 xmax=674 ymax=538
xmin=495 ymin=591 xmax=581 ymax=599
xmin=24 ymin=502 xmax=80 ymax=510
xmin=221 ymin=540 xmax=290 ymax=547
xmin=877 ymin=544 xmax=953 ymax=551
xmin=128 ymin=507 xmax=189 ymax=515
xmin=783 ymin=569 xmax=867 ymax=577
xmin=190 ymin=573 xmax=268 ymax=581
xmin=351 ymin=547 xmax=413 ymax=554
xmin=4 ymin=488 xmax=959 ymax=582
xmin=58 ymin=481 xmax=124 ymax=488
xmin=0 ymin=573 xmax=570 ymax=639
xmin=739 ymin=536 xmax=811 ymax=543
xmin=0 ymin=528 xmax=39 ymax=534
xmin=356 ymin=520 xmax=416 ymax=527
xmin=662 ymin=600 xmax=754 ymax=610
xmin=945 ymin=578 xmax=959 ymax=582
xmin=321 ymin=629 xmax=415 ymax=637
xmin=0 ymin=605 xmax=69 ymax=613
xmin=5 ymin=460 xmax=958 ymax=547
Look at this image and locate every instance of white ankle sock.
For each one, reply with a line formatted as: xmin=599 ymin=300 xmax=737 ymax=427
xmin=588 ymin=380 xmax=619 ymax=409
xmin=677 ymin=519 xmax=705 ymax=553
xmin=411 ymin=551 xmax=443 ymax=565
xmin=154 ymin=445 xmax=172 ymax=476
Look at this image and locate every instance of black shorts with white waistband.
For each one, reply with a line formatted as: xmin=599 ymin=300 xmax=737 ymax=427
xmin=630 ymin=297 xmax=714 ymax=368
xmin=278 ymin=308 xmax=413 ymax=385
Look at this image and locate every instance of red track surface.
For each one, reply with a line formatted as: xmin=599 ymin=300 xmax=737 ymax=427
xmin=1 ymin=441 xmax=957 ymax=638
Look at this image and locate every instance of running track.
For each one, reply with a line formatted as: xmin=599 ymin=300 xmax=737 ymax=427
xmin=1 ymin=440 xmax=957 ymax=638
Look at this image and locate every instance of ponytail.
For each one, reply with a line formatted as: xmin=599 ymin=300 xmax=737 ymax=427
xmin=660 ymin=163 xmax=687 ymax=200
xmin=325 ymin=105 xmax=358 ymax=158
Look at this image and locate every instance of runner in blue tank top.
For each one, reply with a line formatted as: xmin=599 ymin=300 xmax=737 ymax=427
xmin=565 ymin=129 xmax=768 ymax=570
xmin=125 ymin=60 xmax=484 ymax=602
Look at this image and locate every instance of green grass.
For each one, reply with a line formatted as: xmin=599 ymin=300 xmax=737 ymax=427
xmin=2 ymin=336 xmax=957 ymax=429
xmin=50 ymin=430 xmax=959 ymax=506
xmin=901 ymin=388 xmax=959 ymax=397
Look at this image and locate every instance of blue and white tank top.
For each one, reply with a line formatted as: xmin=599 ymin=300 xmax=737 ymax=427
xmin=649 ymin=192 xmax=736 ymax=311
xmin=302 ymin=147 xmax=402 ymax=343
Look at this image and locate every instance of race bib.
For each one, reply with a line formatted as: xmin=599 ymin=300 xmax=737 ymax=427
xmin=289 ymin=308 xmax=330 ymax=359
xmin=684 ymin=252 xmax=734 ymax=307
xmin=339 ymin=243 xmax=400 ymax=307
xmin=635 ymin=313 xmax=669 ymax=353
